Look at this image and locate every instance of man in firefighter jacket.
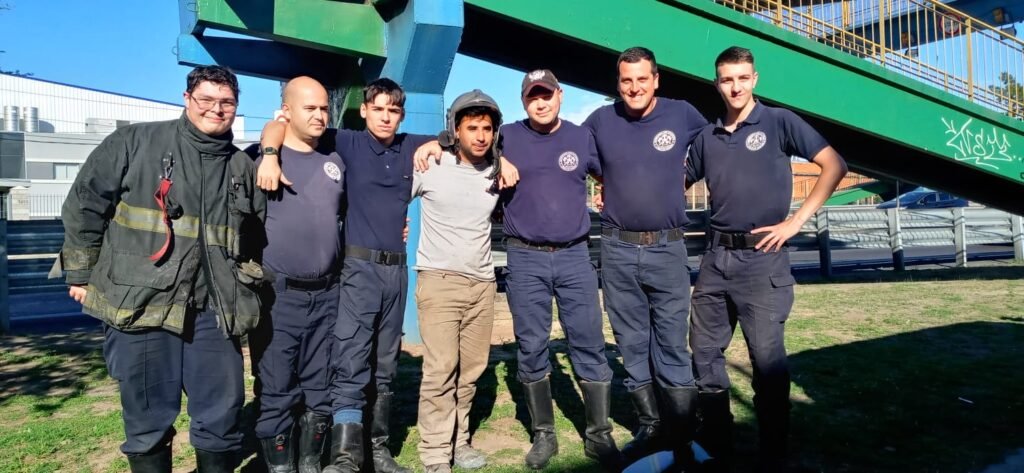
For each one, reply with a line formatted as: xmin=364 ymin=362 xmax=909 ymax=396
xmin=57 ymin=65 xmax=267 ymax=473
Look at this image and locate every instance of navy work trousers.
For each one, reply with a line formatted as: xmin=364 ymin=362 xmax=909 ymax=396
xmin=103 ymin=310 xmax=244 ymax=454
xmin=251 ymin=278 xmax=338 ymax=438
xmin=599 ymin=233 xmax=695 ymax=391
xmin=506 ymin=242 xmax=612 ymax=383
xmin=689 ymin=245 xmax=795 ymax=461
xmin=330 ymin=256 xmax=406 ymax=413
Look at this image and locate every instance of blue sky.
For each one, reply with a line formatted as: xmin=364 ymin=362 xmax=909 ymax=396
xmin=2 ymin=1 xmax=1020 ymax=139
xmin=0 ymin=1 xmax=605 ymax=139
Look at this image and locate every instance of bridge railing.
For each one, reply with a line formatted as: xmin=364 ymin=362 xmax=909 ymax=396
xmin=716 ymin=0 xmax=1024 ymax=118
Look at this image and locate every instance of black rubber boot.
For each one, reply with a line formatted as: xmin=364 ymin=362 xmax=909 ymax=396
xmin=659 ymin=385 xmax=700 ymax=470
xmin=195 ymin=449 xmax=238 ymax=473
xmin=370 ymin=390 xmax=411 ymax=473
xmin=323 ymin=423 xmax=364 ymax=473
xmin=697 ymin=390 xmax=733 ymax=473
xmin=522 ymin=378 xmax=559 ymax=469
xmin=126 ymin=444 xmax=172 ymax=473
xmin=620 ymin=384 xmax=662 ymax=462
xmin=755 ymin=392 xmax=790 ymax=473
xmin=261 ymin=428 xmax=298 ymax=473
xmin=298 ymin=411 xmax=331 ymax=473
xmin=580 ymin=381 xmax=624 ymax=472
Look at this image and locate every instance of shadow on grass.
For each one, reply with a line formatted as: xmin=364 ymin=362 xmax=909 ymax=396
xmin=0 ymin=327 xmax=108 ymax=414
xmin=14 ymin=315 xmax=1022 ymax=473
xmin=719 ymin=320 xmax=1024 ymax=473
xmin=498 ymin=339 xmax=638 ymax=443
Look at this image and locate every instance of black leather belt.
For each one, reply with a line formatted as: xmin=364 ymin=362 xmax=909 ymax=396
xmin=277 ymin=274 xmax=336 ymax=291
xmin=713 ymin=231 xmax=767 ymax=250
xmin=345 ymin=245 xmax=408 ymax=266
xmin=601 ymin=227 xmax=686 ymax=246
xmin=505 ymin=235 xmax=589 ymax=252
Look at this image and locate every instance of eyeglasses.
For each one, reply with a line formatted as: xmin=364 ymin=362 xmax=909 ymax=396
xmin=189 ymin=94 xmax=238 ymax=112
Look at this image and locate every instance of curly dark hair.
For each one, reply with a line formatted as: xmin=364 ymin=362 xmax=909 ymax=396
xmin=186 ymin=65 xmax=240 ymax=99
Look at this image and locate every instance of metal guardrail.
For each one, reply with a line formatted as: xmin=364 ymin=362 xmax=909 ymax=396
xmin=3 ymin=207 xmax=1022 ymax=306
xmin=716 ymin=0 xmax=1024 ymax=117
xmin=799 ymin=205 xmax=1024 ymax=275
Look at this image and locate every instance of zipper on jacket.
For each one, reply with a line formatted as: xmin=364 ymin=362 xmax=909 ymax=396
xmin=198 ymin=155 xmax=227 ymax=331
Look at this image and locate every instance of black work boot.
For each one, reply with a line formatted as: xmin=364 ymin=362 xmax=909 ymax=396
xmin=697 ymin=390 xmax=733 ymax=473
xmin=126 ymin=444 xmax=172 ymax=473
xmin=659 ymin=385 xmax=699 ymax=469
xmin=370 ymin=390 xmax=411 ymax=473
xmin=261 ymin=428 xmax=298 ymax=473
xmin=522 ymin=377 xmax=559 ymax=469
xmin=323 ymin=423 xmax=364 ymax=473
xmin=620 ymin=384 xmax=662 ymax=462
xmin=580 ymin=381 xmax=624 ymax=472
xmin=298 ymin=411 xmax=331 ymax=473
xmin=755 ymin=393 xmax=791 ymax=473
xmin=195 ymin=449 xmax=238 ymax=473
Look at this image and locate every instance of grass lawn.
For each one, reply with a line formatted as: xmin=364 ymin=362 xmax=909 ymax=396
xmin=1 ymin=263 xmax=1022 ymax=472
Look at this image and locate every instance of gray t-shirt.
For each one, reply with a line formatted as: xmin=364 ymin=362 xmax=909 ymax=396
xmin=412 ymin=152 xmax=499 ymax=281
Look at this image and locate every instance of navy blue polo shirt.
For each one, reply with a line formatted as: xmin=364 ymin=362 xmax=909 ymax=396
xmin=584 ymin=98 xmax=707 ymax=231
xmin=500 ymin=119 xmax=600 ymax=243
xmin=259 ymin=141 xmax=346 ymax=280
xmin=686 ymin=102 xmax=828 ymax=233
xmin=336 ymin=129 xmax=433 ymax=252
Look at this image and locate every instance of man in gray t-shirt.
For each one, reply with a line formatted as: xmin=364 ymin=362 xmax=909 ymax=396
xmin=412 ymin=151 xmax=497 ymax=281
xmin=412 ymin=91 xmax=502 ymax=473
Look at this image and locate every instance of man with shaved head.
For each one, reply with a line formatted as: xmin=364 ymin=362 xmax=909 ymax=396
xmin=259 ymin=77 xmax=434 ymax=473
xmin=249 ymin=76 xmax=346 ymax=473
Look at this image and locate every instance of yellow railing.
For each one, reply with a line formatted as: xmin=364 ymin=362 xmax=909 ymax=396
xmin=716 ymin=0 xmax=1024 ymax=118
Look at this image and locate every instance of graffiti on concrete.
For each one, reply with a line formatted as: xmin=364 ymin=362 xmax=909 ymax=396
xmin=941 ymin=117 xmax=1020 ymax=171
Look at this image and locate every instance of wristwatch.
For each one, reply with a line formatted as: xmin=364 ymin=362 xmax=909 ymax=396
xmin=262 ymin=146 xmax=279 ymax=156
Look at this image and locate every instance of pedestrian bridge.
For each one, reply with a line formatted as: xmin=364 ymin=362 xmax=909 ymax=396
xmin=178 ymin=0 xmax=1024 ymax=213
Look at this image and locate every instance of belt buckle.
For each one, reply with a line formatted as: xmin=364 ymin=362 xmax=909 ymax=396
xmin=639 ymin=232 xmax=657 ymax=246
xmin=720 ymin=233 xmax=734 ymax=248
xmin=380 ymin=251 xmax=401 ymax=265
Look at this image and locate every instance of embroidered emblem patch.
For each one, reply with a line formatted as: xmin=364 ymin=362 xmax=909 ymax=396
xmin=558 ymin=152 xmax=579 ymax=171
xmin=653 ymin=130 xmax=676 ymax=152
xmin=746 ymin=131 xmax=767 ymax=151
xmin=324 ymin=162 xmax=342 ymax=181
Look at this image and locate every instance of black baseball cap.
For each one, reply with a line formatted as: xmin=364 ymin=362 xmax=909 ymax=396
xmin=521 ymin=69 xmax=560 ymax=99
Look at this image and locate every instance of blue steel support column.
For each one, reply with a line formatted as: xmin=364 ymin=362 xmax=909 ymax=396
xmin=1 ymin=219 xmax=8 ymax=334
xmin=370 ymin=0 xmax=463 ymax=343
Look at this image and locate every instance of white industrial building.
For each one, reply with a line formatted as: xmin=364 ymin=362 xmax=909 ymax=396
xmin=0 ymin=73 xmax=250 ymax=219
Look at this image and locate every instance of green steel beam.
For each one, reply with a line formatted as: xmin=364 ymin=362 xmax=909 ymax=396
xmin=193 ymin=0 xmax=386 ymax=58
xmin=825 ymin=181 xmax=893 ymax=205
xmin=464 ymin=0 xmax=1024 ymax=187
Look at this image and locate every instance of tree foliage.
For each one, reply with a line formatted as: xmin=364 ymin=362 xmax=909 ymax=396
xmin=988 ymin=72 xmax=1024 ymax=118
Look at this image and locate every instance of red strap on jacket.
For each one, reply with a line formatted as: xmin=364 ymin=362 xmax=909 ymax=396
xmin=149 ymin=178 xmax=174 ymax=262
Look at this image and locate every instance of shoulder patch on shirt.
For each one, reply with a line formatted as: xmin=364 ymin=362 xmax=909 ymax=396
xmin=558 ymin=151 xmax=579 ymax=171
xmin=653 ymin=130 xmax=676 ymax=152
xmin=323 ymin=161 xmax=342 ymax=181
xmin=746 ymin=131 xmax=767 ymax=151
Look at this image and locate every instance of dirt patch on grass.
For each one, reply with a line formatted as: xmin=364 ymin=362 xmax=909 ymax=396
xmin=472 ymin=417 xmax=531 ymax=465
xmin=85 ymin=436 xmax=126 ymax=473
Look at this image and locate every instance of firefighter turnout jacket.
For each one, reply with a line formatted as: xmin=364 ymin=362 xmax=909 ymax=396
xmin=58 ymin=114 xmax=267 ymax=336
